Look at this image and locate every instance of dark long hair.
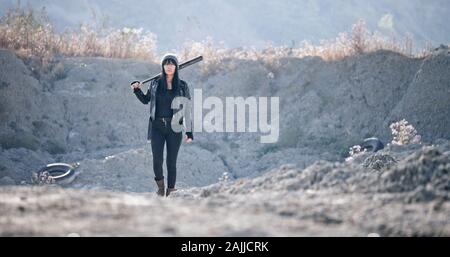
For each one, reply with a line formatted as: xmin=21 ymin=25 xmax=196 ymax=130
xmin=159 ymin=58 xmax=180 ymax=94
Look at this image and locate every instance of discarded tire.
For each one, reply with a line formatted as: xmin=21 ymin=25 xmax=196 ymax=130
xmin=32 ymin=162 xmax=80 ymax=185
xmin=361 ymin=137 xmax=384 ymax=152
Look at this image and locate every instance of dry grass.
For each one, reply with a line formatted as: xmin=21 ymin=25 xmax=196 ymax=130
xmin=389 ymin=119 xmax=422 ymax=146
xmin=0 ymin=5 xmax=436 ymax=70
xmin=0 ymin=4 xmax=157 ymax=64
xmin=178 ymin=20 xmax=435 ymax=75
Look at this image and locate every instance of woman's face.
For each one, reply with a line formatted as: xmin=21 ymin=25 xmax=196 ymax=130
xmin=163 ymin=59 xmax=176 ymax=76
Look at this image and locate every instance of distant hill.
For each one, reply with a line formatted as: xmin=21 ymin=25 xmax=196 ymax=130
xmin=1 ymin=0 xmax=449 ymax=52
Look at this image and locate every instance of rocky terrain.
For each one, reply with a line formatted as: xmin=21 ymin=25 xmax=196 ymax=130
xmin=0 ymin=46 xmax=449 ymax=236
xmin=1 ymin=142 xmax=449 ymax=236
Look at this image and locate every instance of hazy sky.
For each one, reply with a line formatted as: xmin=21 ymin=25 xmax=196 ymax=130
xmin=1 ymin=0 xmax=449 ymax=52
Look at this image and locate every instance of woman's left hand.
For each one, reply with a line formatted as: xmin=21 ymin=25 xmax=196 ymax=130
xmin=185 ymin=135 xmax=193 ymax=143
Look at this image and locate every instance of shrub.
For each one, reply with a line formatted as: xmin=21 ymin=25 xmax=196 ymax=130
xmin=0 ymin=5 xmax=55 ymax=63
xmin=50 ymin=62 xmax=67 ymax=81
xmin=0 ymin=4 xmax=433 ymax=69
xmin=345 ymin=145 xmax=367 ymax=162
xmin=177 ymin=19 xmax=430 ymax=76
xmin=389 ymin=119 xmax=421 ymax=145
xmin=0 ymin=4 xmax=157 ymax=62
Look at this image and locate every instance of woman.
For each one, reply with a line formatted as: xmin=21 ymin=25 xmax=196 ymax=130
xmin=132 ymin=53 xmax=194 ymax=197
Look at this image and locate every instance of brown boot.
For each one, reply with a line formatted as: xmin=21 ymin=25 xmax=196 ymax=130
xmin=155 ymin=179 xmax=165 ymax=196
xmin=166 ymin=188 xmax=177 ymax=197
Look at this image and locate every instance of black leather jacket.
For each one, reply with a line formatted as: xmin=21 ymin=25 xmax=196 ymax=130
xmin=133 ymin=78 xmax=193 ymax=140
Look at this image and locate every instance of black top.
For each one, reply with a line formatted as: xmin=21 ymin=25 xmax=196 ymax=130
xmin=133 ymin=80 xmax=194 ymax=140
xmin=155 ymin=83 xmax=176 ymax=118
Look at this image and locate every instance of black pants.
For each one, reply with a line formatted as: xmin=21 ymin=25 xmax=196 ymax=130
xmin=151 ymin=117 xmax=182 ymax=189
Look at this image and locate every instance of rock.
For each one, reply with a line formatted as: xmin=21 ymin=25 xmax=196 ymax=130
xmin=363 ymin=152 xmax=397 ymax=171
xmin=378 ymin=147 xmax=450 ymax=194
